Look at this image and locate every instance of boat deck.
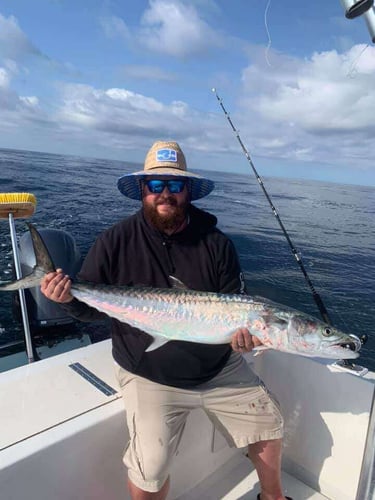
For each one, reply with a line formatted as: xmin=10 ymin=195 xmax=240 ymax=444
xmin=1 ymin=339 xmax=374 ymax=499
xmin=177 ymin=452 xmax=328 ymax=499
xmin=1 ymin=339 xmax=121 ymax=451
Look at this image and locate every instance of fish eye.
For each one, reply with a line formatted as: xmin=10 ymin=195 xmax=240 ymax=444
xmin=323 ymin=327 xmax=332 ymax=337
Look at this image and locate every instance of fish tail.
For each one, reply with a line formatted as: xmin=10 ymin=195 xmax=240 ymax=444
xmin=0 ymin=223 xmax=56 ymax=291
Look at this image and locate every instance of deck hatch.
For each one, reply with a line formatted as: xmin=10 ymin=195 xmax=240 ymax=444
xmin=69 ymin=362 xmax=117 ymax=396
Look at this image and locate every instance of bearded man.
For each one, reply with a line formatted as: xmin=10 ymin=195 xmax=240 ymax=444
xmin=41 ymin=141 xmax=291 ymax=500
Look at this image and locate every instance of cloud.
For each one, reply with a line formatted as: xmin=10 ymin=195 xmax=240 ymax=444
xmin=0 ymin=13 xmax=42 ymax=60
xmin=100 ymin=1 xmax=224 ymax=58
xmin=138 ymin=0 xmax=223 ymax=57
xmin=1 ymin=5 xmax=374 ymax=179
xmin=0 ymin=65 xmax=23 ymax=110
xmin=0 ymin=61 xmax=49 ymax=132
xmin=0 ymin=12 xmax=80 ymax=79
xmin=242 ymin=45 xmax=375 ymax=130
xmin=99 ymin=15 xmax=130 ymax=40
xmin=0 ymin=67 xmax=11 ymax=88
xmin=55 ymin=83 xmax=205 ymax=142
xmin=121 ymin=64 xmax=178 ymax=82
xmin=236 ymin=44 xmax=375 ymax=168
xmin=3 ymin=59 xmax=375 ymax=175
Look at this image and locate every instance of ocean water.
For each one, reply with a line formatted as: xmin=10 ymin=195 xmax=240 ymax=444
xmin=0 ymin=147 xmax=374 ymax=369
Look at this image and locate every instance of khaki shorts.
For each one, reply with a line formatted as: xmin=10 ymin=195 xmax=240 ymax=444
xmin=115 ymin=352 xmax=283 ymax=493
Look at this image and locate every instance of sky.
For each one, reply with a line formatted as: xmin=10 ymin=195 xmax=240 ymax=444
xmin=1 ymin=0 xmax=375 ymax=186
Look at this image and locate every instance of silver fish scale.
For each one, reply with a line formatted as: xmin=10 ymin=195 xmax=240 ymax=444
xmin=72 ymin=283 xmax=267 ymax=344
xmin=73 ymin=283 xmax=265 ymax=307
xmin=69 ymin=282 xmax=360 ymax=358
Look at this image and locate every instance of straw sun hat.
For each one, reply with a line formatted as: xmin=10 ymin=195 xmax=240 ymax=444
xmin=117 ymin=141 xmax=214 ymax=201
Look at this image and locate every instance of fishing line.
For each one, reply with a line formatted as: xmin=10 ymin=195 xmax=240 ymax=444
xmin=212 ymin=88 xmax=332 ymax=325
xmin=264 ymin=0 xmax=273 ymax=67
xmin=347 ymin=44 xmax=369 ymax=78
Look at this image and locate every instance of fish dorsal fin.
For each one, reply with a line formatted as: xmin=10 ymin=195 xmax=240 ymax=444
xmin=169 ymin=276 xmax=189 ymax=289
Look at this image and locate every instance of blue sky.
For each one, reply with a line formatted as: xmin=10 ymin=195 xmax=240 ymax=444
xmin=1 ymin=0 xmax=375 ymax=186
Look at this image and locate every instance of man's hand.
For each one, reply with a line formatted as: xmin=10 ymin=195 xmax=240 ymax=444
xmin=40 ymin=268 xmax=74 ymax=304
xmin=231 ymin=327 xmax=263 ymax=353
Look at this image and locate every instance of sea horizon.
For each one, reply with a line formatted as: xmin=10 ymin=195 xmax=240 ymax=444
xmin=1 ymin=145 xmax=374 ymax=190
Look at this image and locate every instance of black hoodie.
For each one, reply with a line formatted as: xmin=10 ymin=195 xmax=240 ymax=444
xmin=62 ymin=204 xmax=245 ymax=388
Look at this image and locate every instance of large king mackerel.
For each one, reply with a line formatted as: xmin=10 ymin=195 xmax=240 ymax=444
xmin=0 ymin=224 xmax=361 ymax=359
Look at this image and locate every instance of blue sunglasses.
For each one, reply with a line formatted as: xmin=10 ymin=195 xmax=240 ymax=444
xmin=145 ymin=179 xmax=187 ymax=194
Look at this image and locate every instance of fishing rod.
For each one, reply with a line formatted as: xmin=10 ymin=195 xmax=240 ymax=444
xmin=212 ymin=88 xmax=332 ymax=325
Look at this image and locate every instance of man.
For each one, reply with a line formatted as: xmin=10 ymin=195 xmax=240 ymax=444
xmin=41 ymin=141 xmax=291 ymax=500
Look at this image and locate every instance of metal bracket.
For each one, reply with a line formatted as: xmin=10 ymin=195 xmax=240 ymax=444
xmin=333 ymin=359 xmax=368 ymax=377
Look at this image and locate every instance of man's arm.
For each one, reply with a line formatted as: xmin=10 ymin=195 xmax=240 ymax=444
xmin=217 ymin=238 xmax=246 ymax=295
xmin=40 ymin=233 xmax=112 ymax=322
xmin=40 ymin=269 xmax=107 ymax=322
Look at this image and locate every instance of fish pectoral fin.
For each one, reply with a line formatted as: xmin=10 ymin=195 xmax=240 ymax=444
xmin=263 ymin=312 xmax=288 ymax=328
xmin=145 ymin=335 xmax=169 ymax=352
xmin=253 ymin=346 xmax=271 ymax=357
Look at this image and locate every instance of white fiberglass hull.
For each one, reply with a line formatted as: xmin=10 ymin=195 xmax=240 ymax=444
xmin=0 ymin=339 xmax=374 ymax=500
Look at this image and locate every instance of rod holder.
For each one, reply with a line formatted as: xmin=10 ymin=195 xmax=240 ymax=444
xmin=340 ymin=0 xmax=374 ymax=19
xmin=363 ymin=6 xmax=375 ymax=41
xmin=8 ymin=213 xmax=34 ymax=363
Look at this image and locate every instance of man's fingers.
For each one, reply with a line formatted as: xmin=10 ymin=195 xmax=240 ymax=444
xmin=41 ymin=271 xmax=57 ymax=285
xmin=231 ymin=328 xmax=263 ymax=353
xmin=41 ymin=269 xmax=64 ymax=288
xmin=41 ymin=271 xmax=73 ymax=303
xmin=243 ymin=332 xmax=254 ymax=350
xmin=231 ymin=328 xmax=251 ymax=352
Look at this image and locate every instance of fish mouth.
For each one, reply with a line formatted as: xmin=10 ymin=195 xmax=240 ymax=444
xmin=336 ymin=334 xmax=362 ymax=354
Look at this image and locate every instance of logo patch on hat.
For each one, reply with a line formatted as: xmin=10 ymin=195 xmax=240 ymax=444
xmin=156 ymin=149 xmax=177 ymax=162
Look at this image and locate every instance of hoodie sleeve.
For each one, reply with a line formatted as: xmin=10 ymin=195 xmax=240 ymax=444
xmin=60 ymin=297 xmax=107 ymax=322
xmin=60 ymin=235 xmax=110 ymax=322
xmin=217 ymin=237 xmax=247 ymax=295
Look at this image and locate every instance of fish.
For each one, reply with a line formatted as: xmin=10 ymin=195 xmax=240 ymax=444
xmin=0 ymin=223 xmax=361 ymax=359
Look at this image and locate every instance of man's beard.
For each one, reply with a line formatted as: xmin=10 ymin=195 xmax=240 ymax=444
xmin=143 ymin=196 xmax=189 ymax=233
